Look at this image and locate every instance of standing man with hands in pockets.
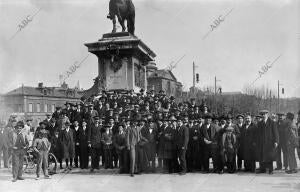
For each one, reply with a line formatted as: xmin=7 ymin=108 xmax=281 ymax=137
xmin=11 ymin=121 xmax=29 ymax=182
xmin=175 ymin=118 xmax=189 ymax=175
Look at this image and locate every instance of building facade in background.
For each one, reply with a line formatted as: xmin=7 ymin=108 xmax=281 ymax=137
xmin=1 ymin=82 xmax=83 ymax=126
xmin=146 ymin=62 xmax=183 ymax=97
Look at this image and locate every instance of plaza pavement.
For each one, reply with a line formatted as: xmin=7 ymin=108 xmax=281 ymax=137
xmin=0 ymin=166 xmax=299 ymax=192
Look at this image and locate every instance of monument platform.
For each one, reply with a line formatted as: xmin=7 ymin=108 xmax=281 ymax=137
xmin=84 ymin=32 xmax=156 ymax=96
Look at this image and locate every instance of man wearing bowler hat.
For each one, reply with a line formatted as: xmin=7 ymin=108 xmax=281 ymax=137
xmin=256 ymin=110 xmax=279 ymax=174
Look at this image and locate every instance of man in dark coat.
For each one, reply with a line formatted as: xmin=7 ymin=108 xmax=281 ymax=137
xmin=63 ymin=102 xmax=73 ymax=120
xmin=187 ymin=120 xmax=201 ymax=172
xmin=50 ymin=130 xmax=63 ymax=169
xmin=46 ymin=119 xmax=56 ymax=141
xmin=240 ymin=114 xmax=257 ymax=172
xmin=200 ymin=113 xmax=221 ymax=173
xmin=60 ymin=122 xmax=75 ymax=170
xmin=275 ymin=113 xmax=288 ymax=170
xmin=71 ymin=104 xmax=84 ymax=124
xmin=256 ymin=110 xmax=279 ymax=174
xmin=78 ymin=121 xmax=89 ymax=169
xmin=141 ymin=119 xmax=157 ymax=172
xmin=52 ymin=107 xmax=62 ymax=121
xmin=113 ymin=124 xmax=129 ymax=173
xmin=88 ymin=116 xmax=102 ymax=172
xmin=158 ymin=118 xmax=176 ymax=173
xmin=84 ymin=104 xmax=99 ymax=128
xmin=43 ymin=114 xmax=52 ymax=127
xmin=175 ymin=118 xmax=189 ymax=175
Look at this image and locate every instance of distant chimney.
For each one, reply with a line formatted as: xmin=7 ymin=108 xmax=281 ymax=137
xmin=38 ymin=82 xmax=43 ymax=88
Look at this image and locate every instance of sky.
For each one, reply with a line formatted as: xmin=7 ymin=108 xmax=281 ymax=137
xmin=0 ymin=0 xmax=299 ymax=97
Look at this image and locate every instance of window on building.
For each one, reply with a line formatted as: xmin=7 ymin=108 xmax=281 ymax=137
xmin=44 ymin=104 xmax=48 ymax=112
xmin=28 ymin=103 xmax=33 ymax=112
xmin=51 ymin=104 xmax=55 ymax=112
xmin=37 ymin=103 xmax=40 ymax=112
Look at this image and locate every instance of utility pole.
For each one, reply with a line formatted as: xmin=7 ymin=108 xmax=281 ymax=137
xmin=193 ymin=62 xmax=196 ymax=90
xmin=277 ymin=80 xmax=280 ymax=113
xmin=192 ymin=62 xmax=198 ymax=95
xmin=214 ymin=76 xmax=217 ymax=114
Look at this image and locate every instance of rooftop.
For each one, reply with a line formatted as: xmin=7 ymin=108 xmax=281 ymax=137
xmin=5 ymin=83 xmax=83 ymax=98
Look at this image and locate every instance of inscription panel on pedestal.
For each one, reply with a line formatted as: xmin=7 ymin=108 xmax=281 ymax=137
xmin=105 ymin=58 xmax=128 ymax=90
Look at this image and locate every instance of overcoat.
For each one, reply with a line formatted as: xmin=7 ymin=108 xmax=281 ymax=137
xmin=59 ymin=128 xmax=75 ymax=159
xmin=157 ymin=125 xmax=175 ymax=159
xmin=256 ymin=118 xmax=279 ymax=162
xmin=141 ymin=126 xmax=157 ymax=161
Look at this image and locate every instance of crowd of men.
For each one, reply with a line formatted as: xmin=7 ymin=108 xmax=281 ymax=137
xmin=0 ymin=89 xmax=299 ymax=179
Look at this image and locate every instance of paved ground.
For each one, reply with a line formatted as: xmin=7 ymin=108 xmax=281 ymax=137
xmin=0 ymin=167 xmax=299 ymax=192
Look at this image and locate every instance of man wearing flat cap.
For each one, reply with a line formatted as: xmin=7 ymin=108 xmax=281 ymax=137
xmin=11 ymin=121 xmax=29 ymax=182
xmin=256 ymin=110 xmax=279 ymax=174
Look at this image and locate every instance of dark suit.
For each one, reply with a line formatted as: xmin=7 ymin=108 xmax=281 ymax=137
xmin=88 ymin=124 xmax=102 ymax=169
xmin=200 ymin=123 xmax=221 ymax=172
xmin=113 ymin=132 xmax=129 ymax=173
xmin=141 ymin=126 xmax=157 ymax=171
xmin=78 ymin=126 xmax=89 ymax=169
xmin=71 ymin=110 xmax=84 ymax=124
xmin=72 ymin=126 xmax=81 ymax=167
xmin=187 ymin=124 xmax=202 ymax=171
xmin=175 ymin=124 xmax=189 ymax=173
xmin=240 ymin=123 xmax=257 ymax=172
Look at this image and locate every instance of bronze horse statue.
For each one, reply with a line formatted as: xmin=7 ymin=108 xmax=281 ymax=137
xmin=107 ymin=0 xmax=135 ymax=35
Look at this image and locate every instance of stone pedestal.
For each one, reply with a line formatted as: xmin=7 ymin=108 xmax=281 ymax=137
xmin=84 ymin=32 xmax=156 ymax=95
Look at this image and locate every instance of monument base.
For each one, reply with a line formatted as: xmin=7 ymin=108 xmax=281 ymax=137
xmin=85 ymin=32 xmax=156 ymax=94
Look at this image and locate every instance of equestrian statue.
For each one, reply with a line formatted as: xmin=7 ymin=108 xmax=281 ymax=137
xmin=107 ymin=0 xmax=135 ymax=35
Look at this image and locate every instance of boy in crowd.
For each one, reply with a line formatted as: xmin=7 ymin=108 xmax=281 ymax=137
xmin=33 ymin=131 xmax=51 ymax=180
